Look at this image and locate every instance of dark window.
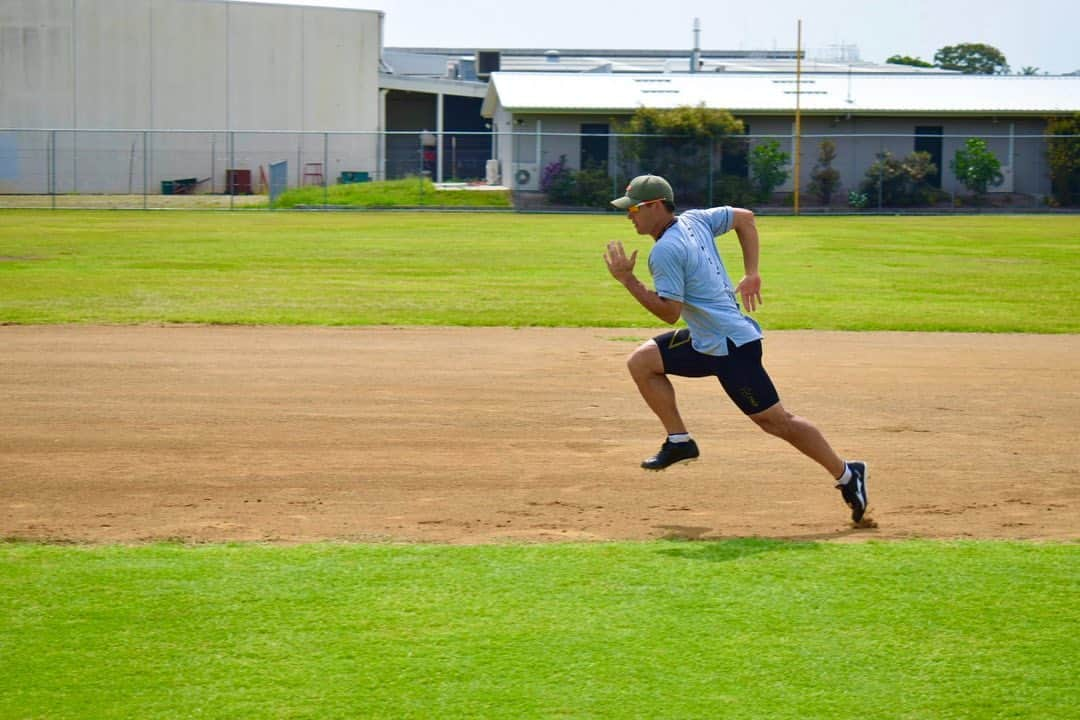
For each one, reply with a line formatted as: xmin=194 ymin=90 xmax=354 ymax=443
xmin=581 ymin=124 xmax=609 ymax=171
xmin=915 ymin=126 xmax=944 ymax=188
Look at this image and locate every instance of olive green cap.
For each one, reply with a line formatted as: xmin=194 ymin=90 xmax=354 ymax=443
xmin=610 ymin=174 xmax=674 ymax=209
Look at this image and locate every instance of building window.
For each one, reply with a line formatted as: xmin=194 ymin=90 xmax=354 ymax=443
xmin=581 ymin=124 xmax=609 ymax=171
xmin=915 ymin=126 xmax=944 ymax=188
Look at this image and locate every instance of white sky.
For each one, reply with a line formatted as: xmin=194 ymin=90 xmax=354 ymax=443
xmin=236 ymin=0 xmax=1079 ymax=75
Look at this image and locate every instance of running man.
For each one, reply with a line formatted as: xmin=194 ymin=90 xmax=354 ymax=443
xmin=603 ymin=174 xmax=868 ymax=523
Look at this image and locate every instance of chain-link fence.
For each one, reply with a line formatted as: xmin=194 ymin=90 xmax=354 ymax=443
xmin=510 ymin=129 xmax=1070 ymax=212
xmin=0 ymin=129 xmax=493 ymax=209
xmin=1 ymin=128 xmax=1074 ymax=211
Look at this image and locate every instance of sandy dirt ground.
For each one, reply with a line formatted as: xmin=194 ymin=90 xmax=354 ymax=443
xmin=2 ymin=326 xmax=1077 ymax=544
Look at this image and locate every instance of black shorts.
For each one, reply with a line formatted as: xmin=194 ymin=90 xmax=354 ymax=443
xmin=653 ymin=328 xmax=780 ymax=415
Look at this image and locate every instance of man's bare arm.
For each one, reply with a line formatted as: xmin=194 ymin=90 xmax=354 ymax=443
xmin=604 ymin=241 xmax=683 ymax=324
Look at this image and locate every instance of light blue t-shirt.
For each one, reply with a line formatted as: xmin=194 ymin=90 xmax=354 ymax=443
xmin=648 ymin=206 xmax=763 ymax=356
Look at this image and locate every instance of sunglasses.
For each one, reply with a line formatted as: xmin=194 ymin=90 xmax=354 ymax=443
xmin=627 ymin=198 xmax=664 ymax=214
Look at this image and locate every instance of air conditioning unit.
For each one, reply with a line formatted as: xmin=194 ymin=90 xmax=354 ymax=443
xmin=990 ymin=165 xmax=1014 ymax=193
xmin=512 ymin=163 xmax=540 ymax=191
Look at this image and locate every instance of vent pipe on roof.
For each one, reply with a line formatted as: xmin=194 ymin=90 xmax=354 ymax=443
xmin=691 ymin=18 xmax=701 ymax=73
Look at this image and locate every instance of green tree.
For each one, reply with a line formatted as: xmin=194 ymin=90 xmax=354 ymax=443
xmin=934 ymin=43 xmax=1010 ymax=74
xmin=886 ymin=55 xmax=933 ymax=68
xmin=1020 ymin=66 xmax=1041 ymax=76
xmin=617 ymin=105 xmax=744 ymax=207
xmin=1046 ymin=114 xmax=1080 ymax=207
xmin=808 ymin=139 xmax=841 ymax=206
xmin=951 ymin=138 xmax=1004 ymax=199
xmin=748 ymin=140 xmax=790 ymax=204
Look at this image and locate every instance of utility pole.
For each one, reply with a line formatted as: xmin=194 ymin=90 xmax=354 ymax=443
xmin=691 ymin=18 xmax=701 ymax=73
xmin=794 ymin=19 xmax=803 ymax=215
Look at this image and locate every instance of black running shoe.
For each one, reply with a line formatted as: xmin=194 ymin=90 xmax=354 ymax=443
xmin=641 ymin=439 xmax=700 ymax=471
xmin=837 ymin=461 xmax=869 ymax=522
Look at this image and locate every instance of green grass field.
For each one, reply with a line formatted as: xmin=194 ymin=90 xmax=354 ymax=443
xmin=1 ymin=209 xmax=1077 ymax=718
xmin=2 ymin=541 xmax=1076 ymax=719
xmin=1 ymin=210 xmax=1077 ymax=331
xmin=271 ymin=177 xmax=513 ymax=209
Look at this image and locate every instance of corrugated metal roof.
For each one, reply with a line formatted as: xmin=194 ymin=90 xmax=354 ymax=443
xmin=483 ymin=72 xmax=1080 ymax=116
xmin=493 ymin=56 xmax=951 ymax=74
xmin=385 ymin=47 xmax=954 ymax=78
xmin=492 ymin=56 xmax=952 ymax=75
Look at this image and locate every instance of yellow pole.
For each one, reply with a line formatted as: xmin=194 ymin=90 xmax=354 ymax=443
xmin=794 ymin=19 xmax=802 ymax=215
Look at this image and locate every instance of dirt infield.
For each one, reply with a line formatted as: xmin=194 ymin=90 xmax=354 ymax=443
xmin=2 ymin=326 xmax=1077 ymax=544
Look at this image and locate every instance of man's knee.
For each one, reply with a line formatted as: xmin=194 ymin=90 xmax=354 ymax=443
xmin=627 ymin=340 xmax=662 ymax=379
xmin=750 ymin=405 xmax=793 ymax=438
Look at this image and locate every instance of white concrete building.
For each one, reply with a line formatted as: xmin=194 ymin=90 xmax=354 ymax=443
xmin=0 ymin=0 xmax=382 ymax=192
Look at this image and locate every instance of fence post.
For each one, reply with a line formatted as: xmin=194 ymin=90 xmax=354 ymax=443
xmin=876 ymin=150 xmax=883 ymax=210
xmin=229 ymin=131 xmax=235 ymax=211
xmin=49 ymin=130 xmax=56 ymax=209
xmin=708 ymin=136 xmax=714 ymax=207
xmin=143 ymin=131 xmax=149 ymax=210
xmin=324 ymin=132 xmax=329 ymax=206
xmin=611 ymin=132 xmax=618 ymax=201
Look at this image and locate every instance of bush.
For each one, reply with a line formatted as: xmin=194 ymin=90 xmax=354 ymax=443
xmin=848 ymin=191 xmax=869 ymax=209
xmin=573 ymin=166 xmax=616 ymax=208
xmin=712 ymin=175 xmax=755 ymax=208
xmin=809 ymin=140 xmax=842 ymax=206
xmin=542 ymin=155 xmax=612 ymax=208
xmin=749 ymin=140 xmax=790 ymax=204
xmin=951 ymin=138 xmax=1004 ymax=199
xmin=542 ymin=156 xmax=576 ymax=204
xmin=859 ymin=151 xmax=938 ymax=207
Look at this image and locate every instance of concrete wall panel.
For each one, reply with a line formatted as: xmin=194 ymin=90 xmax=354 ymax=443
xmin=0 ymin=0 xmax=74 ymax=127
xmin=152 ymin=0 xmax=227 ymax=130
xmin=74 ymin=0 xmax=151 ymax=129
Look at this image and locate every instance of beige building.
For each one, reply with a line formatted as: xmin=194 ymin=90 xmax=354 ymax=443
xmin=0 ymin=0 xmax=383 ymax=192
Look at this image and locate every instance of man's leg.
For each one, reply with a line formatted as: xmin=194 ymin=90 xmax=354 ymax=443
xmin=751 ymin=404 xmax=869 ymax=522
xmin=627 ymin=340 xmax=687 ymax=435
xmin=627 ymin=340 xmax=700 ymax=470
xmin=714 ymin=340 xmax=847 ymax=481
xmin=747 ymin=403 xmax=846 ymax=478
